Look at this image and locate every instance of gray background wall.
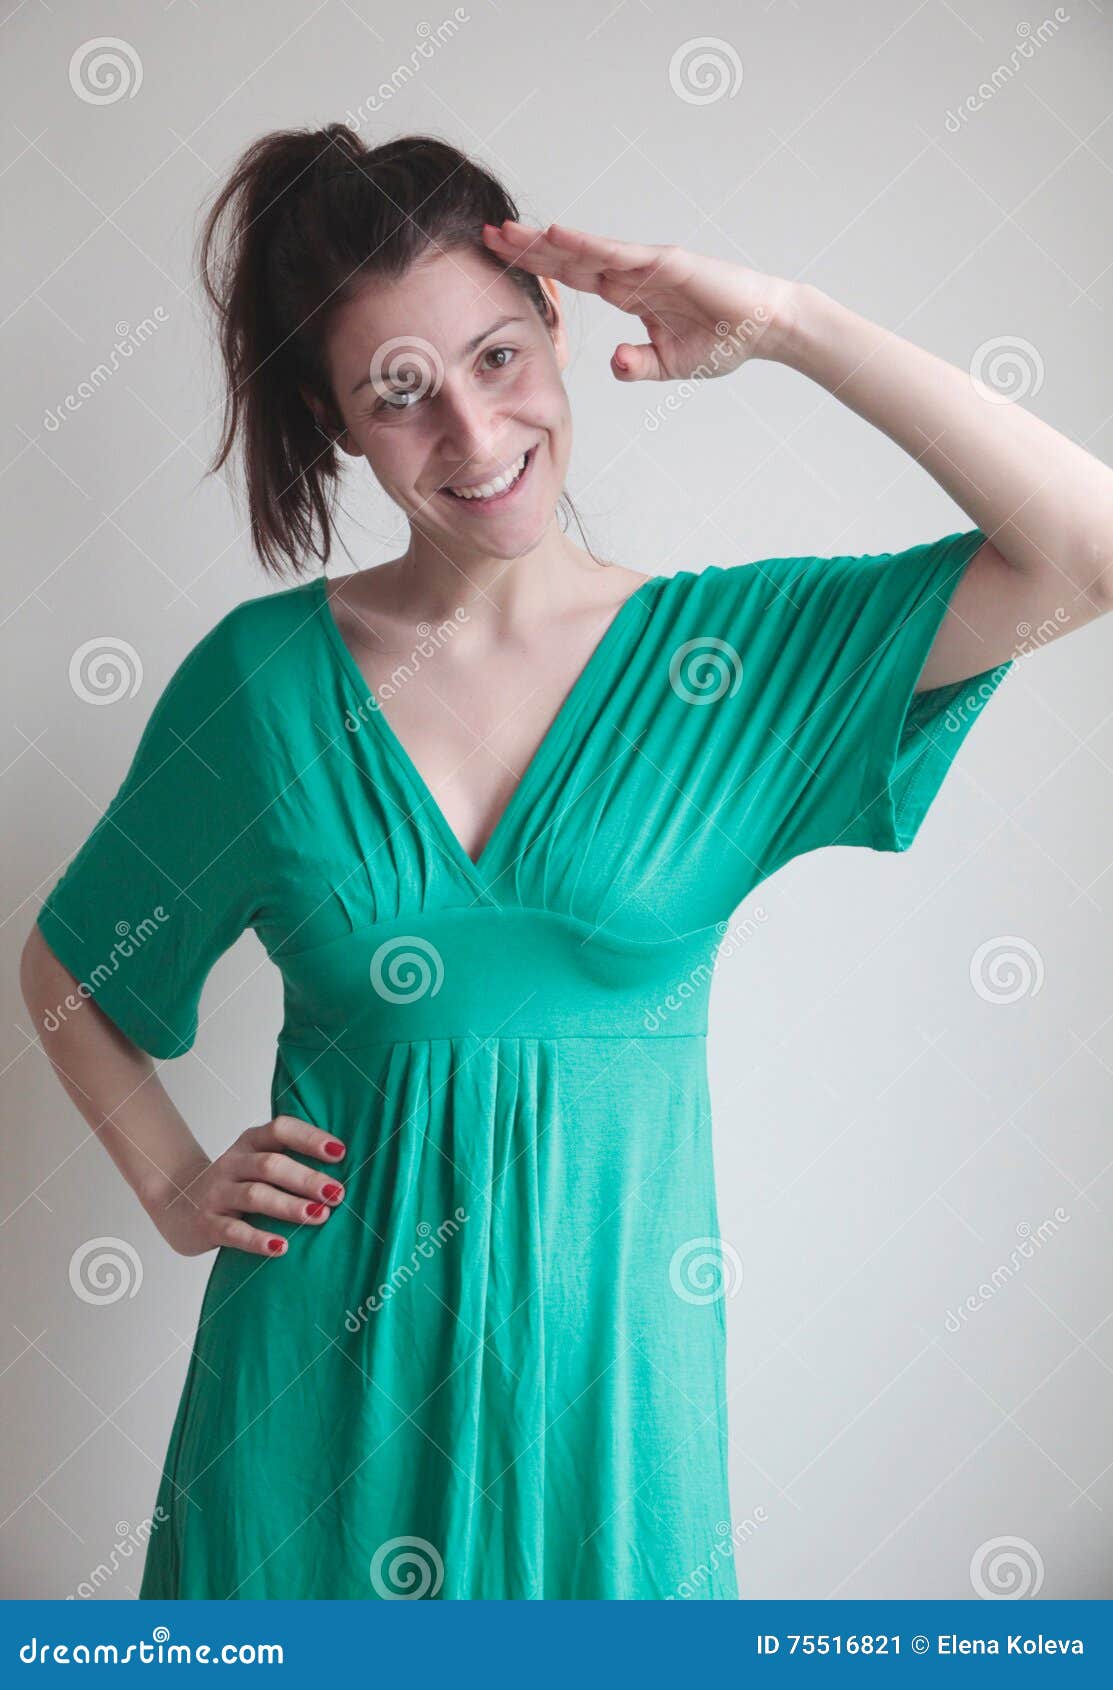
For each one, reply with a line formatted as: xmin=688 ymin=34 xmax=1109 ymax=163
xmin=3 ymin=0 xmax=1111 ymax=1600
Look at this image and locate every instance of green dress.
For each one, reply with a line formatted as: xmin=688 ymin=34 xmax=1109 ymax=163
xmin=37 ymin=528 xmax=1010 ymax=1600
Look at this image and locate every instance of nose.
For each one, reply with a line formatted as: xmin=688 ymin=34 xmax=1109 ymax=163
xmin=433 ymin=377 xmax=503 ymax=466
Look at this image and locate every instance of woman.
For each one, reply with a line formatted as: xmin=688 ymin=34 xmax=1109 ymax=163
xmin=21 ymin=125 xmax=1111 ymax=1601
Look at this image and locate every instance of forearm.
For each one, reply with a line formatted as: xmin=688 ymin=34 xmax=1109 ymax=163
xmin=21 ymin=930 xmax=211 ymax=1222
xmin=775 ymin=281 xmax=1113 ymax=601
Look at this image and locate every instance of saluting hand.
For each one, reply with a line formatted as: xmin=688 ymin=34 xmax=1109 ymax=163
xmin=481 ymin=218 xmax=796 ymax=382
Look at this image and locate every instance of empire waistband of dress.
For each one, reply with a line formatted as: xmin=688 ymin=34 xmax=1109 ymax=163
xmin=274 ymin=906 xmax=724 ymax=1049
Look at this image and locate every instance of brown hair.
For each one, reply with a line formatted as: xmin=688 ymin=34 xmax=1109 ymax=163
xmin=196 ymin=124 xmax=598 ymax=581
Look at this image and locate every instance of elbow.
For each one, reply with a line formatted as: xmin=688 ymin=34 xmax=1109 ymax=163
xmin=1080 ymin=526 xmax=1113 ymax=615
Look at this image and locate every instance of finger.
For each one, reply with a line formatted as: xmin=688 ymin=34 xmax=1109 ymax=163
xmin=490 ymin=220 xmax=665 ymax=273
xmin=230 ymin=1149 xmax=345 ymax=1206
xmin=246 ymin=1114 xmax=346 ymax=1166
xmin=211 ymin=1214 xmax=290 ymax=1258
xmin=611 ymin=341 xmax=664 ymax=382
xmin=230 ymin=1181 xmax=334 ymax=1227
xmin=482 ymin=222 xmax=654 ymax=300
xmin=484 ymin=225 xmax=600 ymax=292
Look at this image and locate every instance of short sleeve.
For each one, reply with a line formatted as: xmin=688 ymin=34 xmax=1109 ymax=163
xmin=756 ymin=528 xmax=1013 ymax=859
xmin=36 ymin=614 xmax=264 ymax=1059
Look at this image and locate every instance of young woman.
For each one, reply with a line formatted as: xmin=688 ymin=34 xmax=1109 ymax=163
xmin=22 ymin=125 xmax=1111 ymax=1601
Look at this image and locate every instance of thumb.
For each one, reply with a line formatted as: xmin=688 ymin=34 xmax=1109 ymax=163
xmin=611 ymin=342 xmax=662 ymax=382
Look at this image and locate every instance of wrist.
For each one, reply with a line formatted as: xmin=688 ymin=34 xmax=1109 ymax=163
xmin=749 ymin=278 xmax=809 ymax=364
xmin=765 ymin=280 xmax=843 ymax=372
xmin=139 ymin=1152 xmax=209 ymax=1223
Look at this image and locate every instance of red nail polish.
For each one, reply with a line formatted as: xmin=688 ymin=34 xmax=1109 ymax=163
xmin=325 ymin=1140 xmax=345 ymax=1158
xmin=267 ymin=1238 xmax=285 ymax=1254
xmin=322 ymin=1183 xmax=342 ymax=1202
xmin=306 ymin=1201 xmax=326 ymax=1218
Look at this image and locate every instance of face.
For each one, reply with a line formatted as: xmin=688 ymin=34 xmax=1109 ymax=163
xmin=311 ymin=245 xmax=571 ymax=562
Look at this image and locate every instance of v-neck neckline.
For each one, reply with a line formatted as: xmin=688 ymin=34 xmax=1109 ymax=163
xmin=312 ymin=570 xmax=669 ymax=891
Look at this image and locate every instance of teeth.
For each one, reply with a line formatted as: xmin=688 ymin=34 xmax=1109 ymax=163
xmin=447 ymin=452 xmax=528 ymax=500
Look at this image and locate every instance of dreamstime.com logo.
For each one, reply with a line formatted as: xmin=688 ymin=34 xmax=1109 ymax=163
xmin=65 ymin=1508 xmax=169 ymax=1599
xmin=943 ymin=13 xmax=1071 ymax=133
xmin=41 ymin=908 xmax=170 ymax=1038
xmin=666 ymin=1509 xmax=770 ymax=1598
xmin=369 ymin=1534 xmax=445 ymax=1598
xmin=68 ymin=38 xmax=143 ymax=104
xmin=642 ymin=313 xmax=770 ymax=432
xmin=668 ymin=635 xmax=744 ymax=704
xmin=668 ymin=36 xmax=743 ymax=105
xmin=669 ymin=1235 xmax=744 ymax=1304
xmin=941 ymin=599 xmax=1074 ymax=737
xmin=43 ymin=312 xmax=170 ymax=433
xmin=970 ymin=336 xmax=1044 ymax=404
xmin=343 ymin=1209 xmax=469 ymax=1328
xmin=970 ymin=1536 xmax=1046 ymax=1599
xmin=343 ymin=11 xmax=471 ymax=127
xmin=369 ymin=935 xmax=445 ymax=1003
xmin=68 ymin=637 xmax=143 ymax=705
xmin=19 ymin=1628 xmax=283 ymax=1664
xmin=943 ymin=1211 xmax=1070 ymax=1334
xmin=342 ymin=608 xmax=470 ymax=732
xmin=68 ymin=1237 xmax=143 ymax=1305
xmin=368 ymin=335 xmax=444 ymax=409
xmin=642 ymin=907 xmax=768 ymax=1032
xmin=969 ymin=934 xmax=1045 ymax=1004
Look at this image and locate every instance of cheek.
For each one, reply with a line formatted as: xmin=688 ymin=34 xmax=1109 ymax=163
xmin=505 ymin=357 xmax=562 ymax=415
xmin=361 ymin=428 xmax=426 ymax=491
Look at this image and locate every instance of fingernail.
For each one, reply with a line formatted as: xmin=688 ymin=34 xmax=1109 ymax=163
xmin=322 ymin=1182 xmax=343 ymax=1202
xmin=306 ymin=1201 xmax=326 ymax=1218
xmin=267 ymin=1238 xmax=285 ymax=1254
xmin=325 ymin=1140 xmax=345 ymax=1158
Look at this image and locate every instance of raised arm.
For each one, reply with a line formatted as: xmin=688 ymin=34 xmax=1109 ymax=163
xmin=481 ymin=220 xmax=1113 ymax=689
xmin=773 ymin=283 xmax=1113 ymax=689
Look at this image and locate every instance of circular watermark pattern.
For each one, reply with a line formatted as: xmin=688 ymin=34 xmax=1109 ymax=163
xmin=970 ymin=336 xmax=1044 ymax=405
xmin=970 ymin=1535 xmax=1045 ymax=1599
xmin=68 ymin=637 xmax=143 ymax=705
xmin=68 ymin=1237 xmax=143 ymax=1304
xmin=668 ymin=636 xmax=743 ymax=704
xmin=969 ymin=935 xmax=1044 ymax=1004
xmin=370 ymin=936 xmax=444 ymax=1003
xmin=369 ymin=1534 xmax=444 ymax=1598
xmin=367 ymin=336 xmax=445 ymax=412
xmin=669 ymin=37 xmax=743 ymax=105
xmin=669 ymin=1235 xmax=744 ymax=1304
xmin=69 ymin=38 xmax=143 ymax=105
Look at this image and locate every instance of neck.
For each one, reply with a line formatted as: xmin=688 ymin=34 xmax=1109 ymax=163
xmin=387 ymin=521 xmax=611 ymax=632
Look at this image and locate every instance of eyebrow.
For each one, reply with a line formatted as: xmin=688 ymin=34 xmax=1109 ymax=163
xmin=350 ymin=315 xmax=528 ymax=397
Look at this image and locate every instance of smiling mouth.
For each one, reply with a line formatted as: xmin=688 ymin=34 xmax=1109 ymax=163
xmin=437 ymin=445 xmax=538 ymax=509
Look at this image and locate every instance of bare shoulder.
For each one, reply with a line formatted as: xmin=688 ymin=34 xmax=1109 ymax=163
xmin=322 ymin=563 xmax=417 ymax=655
xmin=603 ymin=563 xmax=656 ymax=600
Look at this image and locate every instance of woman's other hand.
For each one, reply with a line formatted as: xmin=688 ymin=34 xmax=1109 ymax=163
xmin=147 ymin=1114 xmax=347 ymax=1259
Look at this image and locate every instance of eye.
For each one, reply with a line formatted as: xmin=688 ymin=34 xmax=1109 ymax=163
xmin=374 ymin=388 xmax=422 ymax=415
xmin=371 ymin=346 xmax=518 ymax=416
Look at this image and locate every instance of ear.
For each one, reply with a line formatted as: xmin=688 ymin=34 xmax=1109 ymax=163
xmin=537 ymin=275 xmax=569 ymax=373
xmin=299 ymin=383 xmax=325 ymax=428
xmin=299 ymin=384 xmax=358 ymax=456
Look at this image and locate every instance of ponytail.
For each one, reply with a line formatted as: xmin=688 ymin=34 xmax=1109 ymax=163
xmin=196 ymin=125 xmax=597 ymax=579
